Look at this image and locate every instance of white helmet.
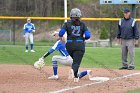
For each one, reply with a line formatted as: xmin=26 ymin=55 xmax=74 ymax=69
xmin=70 ymin=8 xmax=82 ymax=18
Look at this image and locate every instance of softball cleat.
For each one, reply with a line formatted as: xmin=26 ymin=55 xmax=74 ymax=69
xmin=74 ymin=77 xmax=79 ymax=82
xmin=87 ymin=70 xmax=93 ymax=80
xmin=31 ymin=50 xmax=35 ymax=52
xmin=25 ymin=50 xmax=28 ymax=52
xmin=48 ymin=75 xmax=59 ymax=80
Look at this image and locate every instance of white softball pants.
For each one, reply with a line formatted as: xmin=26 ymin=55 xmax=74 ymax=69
xmin=52 ymin=55 xmax=73 ymax=66
xmin=25 ymin=32 xmax=34 ymax=45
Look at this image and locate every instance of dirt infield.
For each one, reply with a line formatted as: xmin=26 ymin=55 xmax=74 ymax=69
xmin=0 ymin=65 xmax=140 ymax=93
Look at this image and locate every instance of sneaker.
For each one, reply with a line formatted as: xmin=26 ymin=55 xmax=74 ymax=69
xmin=119 ymin=66 xmax=128 ymax=70
xmin=87 ymin=70 xmax=93 ymax=80
xmin=25 ymin=50 xmax=28 ymax=52
xmin=31 ymin=50 xmax=35 ymax=52
xmin=74 ymin=77 xmax=79 ymax=82
xmin=48 ymin=75 xmax=59 ymax=80
xmin=128 ymin=66 xmax=135 ymax=70
xmin=68 ymin=69 xmax=74 ymax=79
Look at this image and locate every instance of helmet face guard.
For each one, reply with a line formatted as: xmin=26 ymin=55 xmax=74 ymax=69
xmin=71 ymin=17 xmax=80 ymax=21
xmin=70 ymin=8 xmax=82 ymax=25
xmin=70 ymin=8 xmax=82 ymax=18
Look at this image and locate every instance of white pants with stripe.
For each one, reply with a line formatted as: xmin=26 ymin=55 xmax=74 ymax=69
xmin=25 ymin=32 xmax=34 ymax=45
xmin=52 ymin=55 xmax=73 ymax=66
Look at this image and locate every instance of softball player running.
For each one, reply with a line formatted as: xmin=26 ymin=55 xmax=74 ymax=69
xmin=23 ymin=18 xmax=35 ymax=52
xmin=59 ymin=8 xmax=92 ymax=82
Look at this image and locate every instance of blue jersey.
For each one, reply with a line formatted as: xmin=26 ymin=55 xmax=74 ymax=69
xmin=48 ymin=40 xmax=69 ymax=57
xmin=23 ymin=23 xmax=35 ymax=34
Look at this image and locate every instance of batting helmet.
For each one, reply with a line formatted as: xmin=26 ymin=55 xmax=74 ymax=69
xmin=70 ymin=8 xmax=82 ymax=18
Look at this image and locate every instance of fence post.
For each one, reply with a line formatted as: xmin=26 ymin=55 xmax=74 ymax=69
xmin=13 ymin=20 xmax=15 ymax=45
xmin=109 ymin=21 xmax=112 ymax=47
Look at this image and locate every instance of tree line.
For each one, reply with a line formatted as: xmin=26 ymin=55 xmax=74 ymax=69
xmin=0 ymin=0 xmax=64 ymax=16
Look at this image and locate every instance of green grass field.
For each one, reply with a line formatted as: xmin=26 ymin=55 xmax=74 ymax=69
xmin=0 ymin=41 xmax=55 ymax=46
xmin=0 ymin=46 xmax=140 ymax=93
xmin=125 ymin=88 xmax=140 ymax=93
xmin=0 ymin=46 xmax=140 ymax=69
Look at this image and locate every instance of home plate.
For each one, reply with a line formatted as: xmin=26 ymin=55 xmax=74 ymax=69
xmin=89 ymin=77 xmax=110 ymax=81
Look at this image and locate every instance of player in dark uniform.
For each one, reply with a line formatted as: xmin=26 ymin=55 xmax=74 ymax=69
xmin=59 ymin=8 xmax=91 ymax=82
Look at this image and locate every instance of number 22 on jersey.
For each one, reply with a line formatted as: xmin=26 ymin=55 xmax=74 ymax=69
xmin=71 ymin=26 xmax=80 ymax=36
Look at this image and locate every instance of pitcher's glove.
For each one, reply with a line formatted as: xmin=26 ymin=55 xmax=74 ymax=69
xmin=34 ymin=57 xmax=45 ymax=70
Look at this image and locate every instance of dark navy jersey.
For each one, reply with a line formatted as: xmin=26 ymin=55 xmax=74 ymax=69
xmin=62 ymin=20 xmax=89 ymax=41
xmin=117 ymin=17 xmax=139 ymax=40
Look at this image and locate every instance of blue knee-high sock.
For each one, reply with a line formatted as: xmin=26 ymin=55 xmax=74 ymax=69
xmin=52 ymin=61 xmax=58 ymax=75
xmin=30 ymin=44 xmax=33 ymax=50
xmin=26 ymin=45 xmax=28 ymax=50
xmin=78 ymin=71 xmax=87 ymax=78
